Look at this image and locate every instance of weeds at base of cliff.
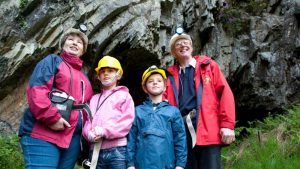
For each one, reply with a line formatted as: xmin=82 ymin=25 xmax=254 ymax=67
xmin=0 ymin=135 xmax=24 ymax=169
xmin=222 ymin=105 xmax=300 ymax=169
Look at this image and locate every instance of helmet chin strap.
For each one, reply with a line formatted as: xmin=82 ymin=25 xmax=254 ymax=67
xmin=99 ymin=70 xmax=120 ymax=87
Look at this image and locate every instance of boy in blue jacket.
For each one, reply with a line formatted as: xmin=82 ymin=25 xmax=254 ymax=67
xmin=127 ymin=65 xmax=187 ymax=169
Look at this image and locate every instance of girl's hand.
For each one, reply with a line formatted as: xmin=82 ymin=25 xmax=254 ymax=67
xmin=94 ymin=135 xmax=101 ymax=142
xmin=88 ymin=127 xmax=103 ymax=142
xmin=88 ymin=130 xmax=96 ymax=142
xmin=93 ymin=126 xmax=103 ymax=137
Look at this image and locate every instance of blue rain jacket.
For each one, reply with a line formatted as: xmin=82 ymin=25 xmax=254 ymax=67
xmin=127 ymin=99 xmax=187 ymax=169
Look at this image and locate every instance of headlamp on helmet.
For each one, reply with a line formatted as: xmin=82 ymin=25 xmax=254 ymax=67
xmin=175 ymin=26 xmax=184 ymax=35
xmin=142 ymin=65 xmax=167 ymax=86
xmin=59 ymin=27 xmax=89 ymax=53
xmin=79 ymin=24 xmax=88 ymax=33
xmin=169 ymin=26 xmax=192 ymax=56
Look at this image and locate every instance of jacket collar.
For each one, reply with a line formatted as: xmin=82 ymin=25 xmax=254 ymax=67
xmin=143 ymin=98 xmax=169 ymax=107
xmin=60 ymin=51 xmax=83 ymax=70
xmin=168 ymin=55 xmax=211 ymax=75
xmin=179 ymin=57 xmax=196 ymax=74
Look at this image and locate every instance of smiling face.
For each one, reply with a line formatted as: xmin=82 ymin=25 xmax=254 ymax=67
xmin=62 ymin=34 xmax=84 ymax=57
xmin=98 ymin=67 xmax=120 ymax=90
xmin=173 ymin=38 xmax=193 ymax=64
xmin=144 ymin=73 xmax=166 ymax=96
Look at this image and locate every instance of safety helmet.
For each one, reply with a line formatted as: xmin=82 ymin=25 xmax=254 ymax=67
xmin=142 ymin=65 xmax=167 ymax=86
xmin=59 ymin=28 xmax=88 ymax=53
xmin=169 ymin=33 xmax=192 ymax=56
xmin=95 ymin=56 xmax=123 ymax=76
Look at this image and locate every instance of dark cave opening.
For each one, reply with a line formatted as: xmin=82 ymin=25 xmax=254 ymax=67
xmin=93 ymin=41 xmax=162 ymax=106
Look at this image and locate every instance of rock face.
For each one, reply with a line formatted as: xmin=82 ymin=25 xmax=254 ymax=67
xmin=0 ymin=0 xmax=299 ymax=131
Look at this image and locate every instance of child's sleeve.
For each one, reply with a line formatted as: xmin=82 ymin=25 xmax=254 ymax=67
xmin=172 ymin=107 xmax=187 ymax=167
xmin=126 ymin=112 xmax=138 ymax=167
xmin=82 ymin=96 xmax=96 ymax=142
xmin=82 ymin=120 xmax=92 ymax=140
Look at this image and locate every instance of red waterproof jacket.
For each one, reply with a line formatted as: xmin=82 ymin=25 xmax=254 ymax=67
xmin=163 ymin=55 xmax=235 ymax=145
xmin=19 ymin=52 xmax=93 ymax=148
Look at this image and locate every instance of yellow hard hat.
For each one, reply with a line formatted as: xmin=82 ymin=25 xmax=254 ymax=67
xmin=142 ymin=65 xmax=167 ymax=86
xmin=95 ymin=56 xmax=123 ymax=76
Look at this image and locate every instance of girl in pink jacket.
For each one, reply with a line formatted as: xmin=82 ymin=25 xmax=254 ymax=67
xmin=83 ymin=56 xmax=135 ymax=169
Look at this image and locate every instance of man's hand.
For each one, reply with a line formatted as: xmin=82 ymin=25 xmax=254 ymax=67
xmin=220 ymin=128 xmax=235 ymax=144
xmin=49 ymin=117 xmax=71 ymax=131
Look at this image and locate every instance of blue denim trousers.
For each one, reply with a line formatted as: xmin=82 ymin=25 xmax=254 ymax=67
xmin=21 ymin=134 xmax=81 ymax=169
xmin=20 ymin=119 xmax=82 ymax=169
xmin=90 ymin=146 xmax=126 ymax=169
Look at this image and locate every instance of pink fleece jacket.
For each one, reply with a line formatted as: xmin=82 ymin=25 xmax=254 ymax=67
xmin=83 ymin=86 xmax=135 ymax=149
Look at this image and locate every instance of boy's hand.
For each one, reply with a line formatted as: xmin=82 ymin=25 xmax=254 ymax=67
xmin=175 ymin=167 xmax=184 ymax=169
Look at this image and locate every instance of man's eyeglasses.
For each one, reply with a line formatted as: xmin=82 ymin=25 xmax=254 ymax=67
xmin=175 ymin=40 xmax=191 ymax=47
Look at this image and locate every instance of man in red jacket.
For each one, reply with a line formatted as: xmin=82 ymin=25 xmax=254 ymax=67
xmin=163 ymin=28 xmax=236 ymax=169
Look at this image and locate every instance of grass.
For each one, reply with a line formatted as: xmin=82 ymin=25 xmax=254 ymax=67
xmin=1 ymin=105 xmax=299 ymax=168
xmin=0 ymin=135 xmax=24 ymax=169
xmin=222 ymin=105 xmax=300 ymax=169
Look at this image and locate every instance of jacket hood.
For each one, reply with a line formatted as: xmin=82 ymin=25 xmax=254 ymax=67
xmin=194 ymin=55 xmax=211 ymax=64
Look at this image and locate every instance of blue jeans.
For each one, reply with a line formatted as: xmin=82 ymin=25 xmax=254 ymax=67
xmin=20 ymin=134 xmax=81 ymax=169
xmin=20 ymin=116 xmax=82 ymax=169
xmin=90 ymin=146 xmax=126 ymax=169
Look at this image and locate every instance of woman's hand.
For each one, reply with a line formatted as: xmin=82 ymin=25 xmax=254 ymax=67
xmin=49 ymin=117 xmax=71 ymax=131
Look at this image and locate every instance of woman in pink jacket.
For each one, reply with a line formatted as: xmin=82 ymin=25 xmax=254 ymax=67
xmin=19 ymin=28 xmax=93 ymax=169
xmin=83 ymin=56 xmax=135 ymax=169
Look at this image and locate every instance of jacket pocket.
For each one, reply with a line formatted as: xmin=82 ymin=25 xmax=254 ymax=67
xmin=137 ymin=129 xmax=171 ymax=168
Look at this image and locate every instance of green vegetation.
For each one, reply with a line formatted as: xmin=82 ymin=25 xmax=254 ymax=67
xmin=17 ymin=16 xmax=28 ymax=29
xmin=18 ymin=0 xmax=29 ymax=29
xmin=214 ymin=0 xmax=268 ymax=36
xmin=0 ymin=135 xmax=24 ymax=169
xmin=222 ymin=105 xmax=300 ymax=169
xmin=1 ymin=105 xmax=299 ymax=168
xmin=19 ymin=0 xmax=28 ymax=10
xmin=15 ymin=15 xmax=28 ymax=30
